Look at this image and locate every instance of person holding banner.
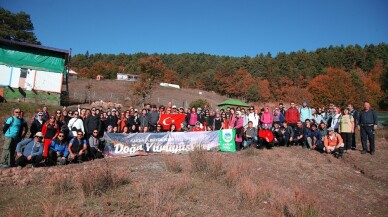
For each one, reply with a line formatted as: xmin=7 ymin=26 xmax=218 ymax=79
xmin=230 ymin=111 xmax=244 ymax=151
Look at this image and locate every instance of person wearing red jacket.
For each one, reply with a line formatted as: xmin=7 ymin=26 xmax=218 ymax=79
xmin=285 ymin=102 xmax=300 ymax=129
xmin=258 ymin=124 xmax=274 ymax=149
xmin=191 ymin=121 xmax=205 ymax=132
xmin=42 ymin=116 xmax=59 ymax=158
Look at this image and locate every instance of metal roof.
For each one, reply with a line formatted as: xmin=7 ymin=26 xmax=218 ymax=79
xmin=0 ymin=38 xmax=70 ymax=56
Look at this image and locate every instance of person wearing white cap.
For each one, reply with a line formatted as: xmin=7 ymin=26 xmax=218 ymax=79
xmin=323 ymin=127 xmax=345 ymax=158
xmin=15 ymin=132 xmax=44 ymax=167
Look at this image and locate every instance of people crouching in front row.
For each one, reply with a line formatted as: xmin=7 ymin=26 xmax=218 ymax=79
xmin=15 ymin=130 xmax=104 ymax=168
xmin=241 ymin=121 xmax=344 ymax=158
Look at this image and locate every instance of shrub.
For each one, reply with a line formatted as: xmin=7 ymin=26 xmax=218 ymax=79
xmin=189 ymin=99 xmax=210 ymax=109
xmin=48 ymin=173 xmax=74 ymax=195
xmin=77 ymin=165 xmax=130 ymax=197
xmin=163 ymin=155 xmax=183 ymax=173
xmin=189 ymin=149 xmax=224 ymax=178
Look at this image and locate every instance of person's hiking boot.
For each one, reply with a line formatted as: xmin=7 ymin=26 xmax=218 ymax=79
xmin=370 ymin=151 xmax=375 ymax=155
xmin=361 ymin=150 xmax=367 ymax=154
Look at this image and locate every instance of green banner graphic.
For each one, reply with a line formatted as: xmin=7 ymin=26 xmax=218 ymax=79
xmin=219 ymin=129 xmax=236 ymax=152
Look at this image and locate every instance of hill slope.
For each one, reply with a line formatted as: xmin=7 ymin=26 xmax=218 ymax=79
xmin=67 ymin=79 xmax=227 ymax=108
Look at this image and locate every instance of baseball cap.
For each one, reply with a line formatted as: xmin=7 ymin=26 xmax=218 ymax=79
xmin=172 ymin=105 xmax=177 ymax=109
xmin=327 ymin=127 xmax=334 ymax=131
xmin=35 ymin=132 xmax=43 ymax=137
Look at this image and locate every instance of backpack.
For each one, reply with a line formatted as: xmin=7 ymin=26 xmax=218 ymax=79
xmin=2 ymin=117 xmax=14 ymax=134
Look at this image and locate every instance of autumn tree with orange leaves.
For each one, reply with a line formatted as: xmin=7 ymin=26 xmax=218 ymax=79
xmin=308 ymin=67 xmax=383 ymax=109
xmin=131 ymin=56 xmax=177 ymax=104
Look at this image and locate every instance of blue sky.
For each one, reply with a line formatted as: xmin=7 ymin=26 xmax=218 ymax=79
xmin=2 ymin=0 xmax=387 ymax=57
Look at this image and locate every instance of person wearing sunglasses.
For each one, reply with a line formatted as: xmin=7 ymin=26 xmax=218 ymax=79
xmin=85 ymin=107 xmax=101 ymax=139
xmin=68 ymin=130 xmax=87 ymax=163
xmin=15 ymin=132 xmax=44 ymax=167
xmin=41 ymin=116 xmax=60 ymax=158
xmin=29 ymin=112 xmax=44 ymax=139
xmin=48 ymin=132 xmax=69 ymax=165
xmin=1 ymin=108 xmax=22 ymax=168
xmin=88 ymin=130 xmax=104 ymax=159
xmin=67 ymin=111 xmax=85 ymax=138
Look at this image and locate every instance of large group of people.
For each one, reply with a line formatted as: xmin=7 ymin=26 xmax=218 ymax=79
xmin=0 ymin=100 xmax=379 ymax=168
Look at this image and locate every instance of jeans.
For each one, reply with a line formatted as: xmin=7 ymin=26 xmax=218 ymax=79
xmin=48 ymin=150 xmax=67 ymax=165
xmin=282 ymin=135 xmax=291 ymax=146
xmin=243 ymin=136 xmax=258 ymax=149
xmin=360 ymin=126 xmax=375 ymax=152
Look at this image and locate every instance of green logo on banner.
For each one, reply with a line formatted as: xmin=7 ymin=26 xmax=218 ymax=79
xmin=219 ymin=129 xmax=236 ymax=152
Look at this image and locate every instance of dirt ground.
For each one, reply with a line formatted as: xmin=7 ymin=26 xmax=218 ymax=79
xmin=0 ymin=137 xmax=387 ymax=216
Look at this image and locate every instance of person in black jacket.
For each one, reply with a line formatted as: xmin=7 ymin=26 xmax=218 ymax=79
xmin=85 ymin=107 xmax=101 ymax=139
xmin=293 ymin=121 xmax=306 ymax=147
xmin=30 ymin=112 xmax=44 ymax=138
xmin=347 ymin=104 xmax=359 ymax=150
xmin=106 ymin=109 xmax=119 ymax=128
xmin=125 ymin=110 xmax=138 ymax=133
xmin=358 ymin=102 xmax=378 ymax=155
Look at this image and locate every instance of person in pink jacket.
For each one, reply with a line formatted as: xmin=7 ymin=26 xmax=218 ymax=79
xmin=231 ymin=111 xmax=244 ymax=151
xmin=260 ymin=107 xmax=274 ymax=128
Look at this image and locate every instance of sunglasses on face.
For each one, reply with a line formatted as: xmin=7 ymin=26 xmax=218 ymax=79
xmin=35 ymin=136 xmax=43 ymax=139
xmin=58 ymin=135 xmax=64 ymax=138
xmin=93 ymin=131 xmax=98 ymax=134
xmin=77 ymin=134 xmax=83 ymax=136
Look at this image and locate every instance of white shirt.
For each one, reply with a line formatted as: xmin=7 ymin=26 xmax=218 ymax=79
xmin=248 ymin=112 xmax=259 ymax=128
xmin=68 ymin=118 xmax=85 ymax=136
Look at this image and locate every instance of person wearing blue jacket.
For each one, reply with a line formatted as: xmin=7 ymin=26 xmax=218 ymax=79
xmin=15 ymin=132 xmax=44 ymax=167
xmin=48 ymin=132 xmax=69 ymax=165
xmin=308 ymin=124 xmax=323 ymax=151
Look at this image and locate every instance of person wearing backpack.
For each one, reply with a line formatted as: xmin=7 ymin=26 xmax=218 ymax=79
xmin=1 ymin=108 xmax=22 ymax=168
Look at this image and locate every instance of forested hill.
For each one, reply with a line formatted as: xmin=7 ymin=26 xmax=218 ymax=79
xmin=71 ymin=43 xmax=388 ymax=109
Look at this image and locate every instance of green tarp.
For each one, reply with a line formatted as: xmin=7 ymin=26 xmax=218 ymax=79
xmin=0 ymin=47 xmax=66 ymax=73
xmin=217 ymin=99 xmax=250 ymax=109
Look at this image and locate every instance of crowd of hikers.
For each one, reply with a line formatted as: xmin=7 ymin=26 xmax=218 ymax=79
xmin=1 ymin=100 xmax=379 ymax=168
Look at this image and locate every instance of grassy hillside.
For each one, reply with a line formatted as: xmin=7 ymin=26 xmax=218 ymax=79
xmin=67 ymin=78 xmax=227 ymax=108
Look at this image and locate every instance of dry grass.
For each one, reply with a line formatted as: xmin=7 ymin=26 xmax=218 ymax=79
xmin=1 ymin=131 xmax=387 ymax=216
xmin=77 ymin=165 xmax=130 ymax=197
xmin=163 ymin=155 xmax=183 ymax=173
xmin=189 ymin=148 xmax=224 ymax=178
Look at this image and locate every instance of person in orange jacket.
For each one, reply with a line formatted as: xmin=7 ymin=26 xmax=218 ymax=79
xmin=257 ymin=124 xmax=274 ymax=149
xmin=323 ymin=127 xmax=345 ymax=158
